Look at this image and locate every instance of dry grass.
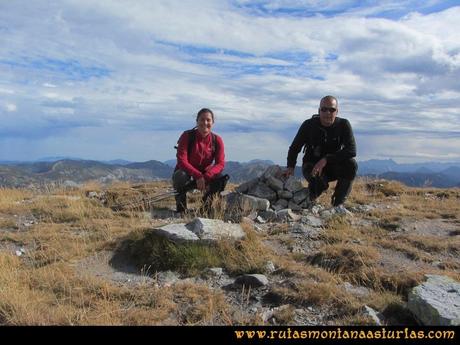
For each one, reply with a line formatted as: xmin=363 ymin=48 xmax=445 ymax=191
xmin=0 ymin=178 xmax=459 ymax=325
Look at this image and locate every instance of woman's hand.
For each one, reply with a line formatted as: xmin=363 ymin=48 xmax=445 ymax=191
xmin=196 ymin=177 xmax=206 ymax=191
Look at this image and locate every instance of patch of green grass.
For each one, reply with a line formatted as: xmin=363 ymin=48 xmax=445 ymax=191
xmin=114 ymin=225 xmax=272 ymax=276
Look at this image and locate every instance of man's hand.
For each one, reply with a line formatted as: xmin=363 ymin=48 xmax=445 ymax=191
xmin=312 ymin=158 xmax=327 ymax=177
xmin=283 ymin=167 xmax=294 ymax=178
xmin=196 ymin=177 xmax=206 ymax=191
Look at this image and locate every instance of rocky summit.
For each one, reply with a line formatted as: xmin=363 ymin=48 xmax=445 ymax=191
xmin=0 ymin=174 xmax=459 ymax=326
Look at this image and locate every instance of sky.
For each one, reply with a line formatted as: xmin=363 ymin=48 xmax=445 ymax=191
xmin=1 ymin=0 xmax=460 ymax=165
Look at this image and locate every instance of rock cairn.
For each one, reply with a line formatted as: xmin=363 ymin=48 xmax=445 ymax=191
xmin=225 ymin=165 xmax=313 ymax=221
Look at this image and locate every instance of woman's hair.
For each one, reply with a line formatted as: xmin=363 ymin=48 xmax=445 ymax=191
xmin=196 ymin=108 xmax=214 ymax=122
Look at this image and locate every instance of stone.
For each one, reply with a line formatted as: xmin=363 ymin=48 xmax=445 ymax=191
xmin=264 ymin=261 xmax=276 ymax=274
xmin=248 ymin=183 xmax=277 ymax=201
xmin=246 ymin=210 xmax=258 ymax=220
xmin=289 ymin=223 xmax=321 ymax=239
xmin=292 ymin=188 xmax=310 ymax=204
xmin=363 ymin=305 xmax=384 ymax=325
xmin=300 ymin=199 xmax=312 ymax=209
xmin=276 ymin=209 xmax=301 ymax=222
xmin=284 ymin=177 xmax=304 ymax=193
xmin=204 ymin=267 xmax=224 ymax=277
xmin=288 ymin=201 xmax=302 ymax=211
xmin=186 ymin=218 xmax=246 ymax=241
xmin=310 ymin=204 xmax=324 ymax=215
xmin=277 ymin=190 xmax=293 ymax=199
xmin=156 ymin=270 xmax=180 ymax=287
xmin=351 ymin=204 xmax=376 ymax=213
xmin=272 ymin=203 xmax=285 ymax=211
xmin=256 ymin=216 xmax=266 ymax=224
xmin=150 ymin=208 xmax=179 ymax=219
xmin=273 ymin=199 xmax=288 ymax=209
xmin=86 ymin=191 xmax=99 ymax=198
xmin=290 ymin=223 xmax=308 ymax=234
xmin=258 ymin=210 xmax=277 ymax=222
xmin=266 ymin=175 xmax=284 ymax=191
xmin=234 ymin=274 xmax=269 ymax=288
xmin=301 ymin=215 xmax=323 ymax=227
xmin=154 ymin=223 xmax=199 ymax=242
xmin=408 ymin=275 xmax=460 ymax=326
xmin=344 ymin=282 xmax=370 ymax=297
xmin=235 ymin=178 xmax=259 ymax=194
xmin=225 ymin=192 xmax=270 ymax=212
xmin=240 ymin=194 xmax=270 ymax=212
xmin=262 ymin=165 xmax=283 ymax=179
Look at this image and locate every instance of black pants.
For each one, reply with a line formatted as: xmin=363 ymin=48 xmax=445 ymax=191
xmin=172 ymin=169 xmax=224 ymax=213
xmin=302 ymin=158 xmax=357 ymax=206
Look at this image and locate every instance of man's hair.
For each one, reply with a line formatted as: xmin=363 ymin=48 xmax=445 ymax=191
xmin=320 ymin=95 xmax=338 ymax=107
xmin=196 ymin=108 xmax=215 ymax=122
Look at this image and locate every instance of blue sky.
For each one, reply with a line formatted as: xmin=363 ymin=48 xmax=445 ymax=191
xmin=1 ymin=0 xmax=460 ymax=164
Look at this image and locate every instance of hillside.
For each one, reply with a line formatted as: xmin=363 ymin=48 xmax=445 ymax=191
xmin=1 ymin=158 xmax=460 ymax=188
xmin=379 ymin=171 xmax=460 ymax=188
xmin=0 ymin=177 xmax=458 ymax=326
xmin=0 ymin=159 xmax=172 ymax=187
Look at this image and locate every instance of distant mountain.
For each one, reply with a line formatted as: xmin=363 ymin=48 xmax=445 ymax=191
xmin=0 ymin=160 xmax=22 ymax=165
xmin=36 ymin=156 xmax=83 ymax=162
xmin=247 ymin=159 xmax=275 ymax=165
xmin=415 ymin=167 xmax=433 ymax=174
xmin=0 ymin=159 xmax=174 ymax=188
xmin=1 ymin=158 xmax=460 ymax=188
xmin=440 ymin=166 xmax=460 ymax=181
xmin=105 ymin=159 xmax=133 ymax=165
xmin=125 ymin=160 xmax=173 ymax=178
xmin=357 ymin=159 xmax=399 ymax=175
xmin=357 ymin=159 xmax=460 ymax=187
xmin=163 ymin=159 xmax=177 ymax=168
xmin=223 ymin=161 xmax=271 ymax=182
xmin=358 ymin=159 xmax=460 ymax=174
xmin=379 ymin=171 xmax=460 ymax=188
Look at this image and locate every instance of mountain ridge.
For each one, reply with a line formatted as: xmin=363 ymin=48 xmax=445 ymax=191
xmin=0 ymin=158 xmax=459 ymax=188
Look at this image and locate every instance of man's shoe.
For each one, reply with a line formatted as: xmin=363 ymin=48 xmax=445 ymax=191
xmin=333 ymin=204 xmax=353 ymax=216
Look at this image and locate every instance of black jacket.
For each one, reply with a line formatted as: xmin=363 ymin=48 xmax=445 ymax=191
xmin=287 ymin=115 xmax=356 ymax=167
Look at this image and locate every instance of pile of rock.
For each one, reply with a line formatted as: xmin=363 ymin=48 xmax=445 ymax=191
xmin=224 ymin=165 xmax=312 ymax=220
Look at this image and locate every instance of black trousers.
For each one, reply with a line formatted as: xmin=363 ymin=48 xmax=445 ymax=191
xmin=302 ymin=158 xmax=358 ymax=206
xmin=172 ymin=169 xmax=224 ymax=212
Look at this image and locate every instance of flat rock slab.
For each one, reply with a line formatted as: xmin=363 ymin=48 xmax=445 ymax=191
xmin=234 ymin=274 xmax=269 ymax=288
xmin=301 ymin=215 xmax=323 ymax=227
xmin=155 ymin=223 xmax=200 ymax=242
xmin=154 ymin=218 xmax=246 ymax=243
xmin=408 ymin=275 xmax=460 ymax=326
xmin=187 ymin=217 xmax=246 ymax=241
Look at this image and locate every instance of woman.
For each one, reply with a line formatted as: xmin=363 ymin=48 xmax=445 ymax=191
xmin=173 ymin=108 xmax=226 ymax=213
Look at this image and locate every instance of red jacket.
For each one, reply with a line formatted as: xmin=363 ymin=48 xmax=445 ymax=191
xmin=176 ymin=130 xmax=225 ymax=182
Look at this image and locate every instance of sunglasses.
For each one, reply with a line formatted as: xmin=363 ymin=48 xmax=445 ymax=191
xmin=320 ymin=107 xmax=337 ymax=113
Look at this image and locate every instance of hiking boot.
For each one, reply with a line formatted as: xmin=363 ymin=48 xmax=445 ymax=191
xmin=333 ymin=204 xmax=353 ymax=216
xmin=175 ymin=193 xmax=187 ymax=213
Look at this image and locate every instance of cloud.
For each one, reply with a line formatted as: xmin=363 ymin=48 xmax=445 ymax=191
xmin=5 ymin=103 xmax=16 ymax=112
xmin=0 ymin=1 xmax=459 ymax=163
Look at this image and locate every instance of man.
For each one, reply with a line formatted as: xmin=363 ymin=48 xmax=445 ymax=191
xmin=285 ymin=95 xmax=357 ymax=208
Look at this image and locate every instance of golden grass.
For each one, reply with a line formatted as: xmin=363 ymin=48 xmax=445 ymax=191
xmin=0 ymin=187 xmax=33 ymax=213
xmin=0 ymin=178 xmax=459 ymax=325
